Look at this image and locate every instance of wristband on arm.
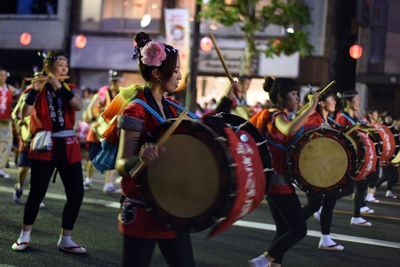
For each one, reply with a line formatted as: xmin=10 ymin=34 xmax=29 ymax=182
xmin=59 ymin=87 xmax=75 ymax=101
xmin=25 ymin=90 xmax=39 ymax=105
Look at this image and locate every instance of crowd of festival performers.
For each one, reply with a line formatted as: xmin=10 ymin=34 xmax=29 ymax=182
xmin=1 ymin=32 xmax=399 ymax=267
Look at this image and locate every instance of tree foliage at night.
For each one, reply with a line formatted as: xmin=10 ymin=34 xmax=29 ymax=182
xmin=198 ymin=0 xmax=313 ymax=75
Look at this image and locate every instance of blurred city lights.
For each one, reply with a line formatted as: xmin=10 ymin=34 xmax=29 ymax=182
xmin=200 ymin=36 xmax=213 ymax=52
xmin=75 ymin=34 xmax=87 ymax=49
xmin=209 ymin=24 xmax=218 ymax=31
xmin=286 ymin=27 xmax=295 ymax=34
xmin=141 ymin=14 xmax=152 ymax=28
xmin=349 ymin=44 xmax=363 ymax=59
xmin=19 ymin=32 xmax=32 ymax=46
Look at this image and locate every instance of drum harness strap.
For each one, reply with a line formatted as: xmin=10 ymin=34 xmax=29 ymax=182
xmin=327 ymin=116 xmax=343 ymax=127
xmin=261 ymin=111 xmax=305 ymax=152
xmin=132 ymin=98 xmax=199 ymax=122
xmin=337 ymin=111 xmax=359 ymax=126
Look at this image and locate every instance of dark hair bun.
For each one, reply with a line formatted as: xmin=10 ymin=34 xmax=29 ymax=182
xmin=263 ymin=76 xmax=275 ymax=93
xmin=339 ymin=89 xmax=358 ymax=100
xmin=135 ymin=32 xmax=151 ymax=49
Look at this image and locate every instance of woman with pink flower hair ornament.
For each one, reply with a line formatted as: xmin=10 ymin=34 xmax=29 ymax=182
xmin=115 ymin=32 xmax=196 ymax=267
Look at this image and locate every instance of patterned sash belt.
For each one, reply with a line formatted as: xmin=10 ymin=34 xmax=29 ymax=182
xmin=51 ymin=129 xmax=76 ymax=138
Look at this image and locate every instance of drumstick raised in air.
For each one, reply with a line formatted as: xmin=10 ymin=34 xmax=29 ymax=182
xmin=210 ymin=33 xmax=234 ymax=84
xmin=297 ymin=80 xmax=336 ymax=115
xmin=129 ymin=109 xmax=188 ymax=179
xmin=24 ymin=75 xmax=70 ymax=81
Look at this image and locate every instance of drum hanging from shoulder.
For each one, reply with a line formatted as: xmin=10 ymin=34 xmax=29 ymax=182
xmin=205 ymin=113 xmax=271 ymax=237
xmin=212 ymin=113 xmax=273 ymax=182
xmin=287 ymin=127 xmax=357 ymax=194
xmin=345 ymin=129 xmax=378 ymax=181
xmin=367 ymin=123 xmax=396 ymax=163
xmin=141 ymin=119 xmax=234 ymax=232
xmin=139 ymin=115 xmax=266 ymax=235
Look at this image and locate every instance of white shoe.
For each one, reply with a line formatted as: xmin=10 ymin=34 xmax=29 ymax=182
xmin=365 ymin=193 xmax=380 ymax=203
xmin=360 ymin=206 xmax=374 ymax=214
xmin=385 ymin=190 xmax=397 ymax=199
xmin=57 ymin=239 xmax=87 ymax=254
xmin=350 ymin=217 xmax=372 ymax=226
xmin=318 ymin=237 xmax=344 ymax=251
xmin=313 ymin=211 xmax=320 ymax=221
xmin=103 ymin=183 xmax=121 ymax=194
xmin=13 ymin=188 xmax=23 ymax=204
xmin=0 ymin=168 xmax=10 ymax=179
xmin=115 ymin=176 xmax=123 ymax=184
xmin=248 ymin=254 xmax=269 ymax=267
xmin=39 ymin=202 xmax=46 ymax=208
xmin=12 ymin=240 xmax=30 ymax=251
xmin=318 ymin=242 xmax=344 ymax=251
xmin=83 ymin=177 xmax=93 ymax=190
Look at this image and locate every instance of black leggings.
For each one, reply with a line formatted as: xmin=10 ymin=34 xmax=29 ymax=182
xmin=302 ymin=193 xmax=337 ymax=235
xmin=375 ymin=166 xmax=397 ymax=191
xmin=122 ymin=233 xmax=195 ymax=267
xmin=23 ymin=159 xmax=84 ymax=230
xmin=353 ymin=179 xmax=367 ymax=217
xmin=266 ymin=193 xmax=307 ymax=264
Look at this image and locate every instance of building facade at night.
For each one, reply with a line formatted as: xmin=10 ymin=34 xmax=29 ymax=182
xmin=0 ymin=0 xmax=399 ymax=115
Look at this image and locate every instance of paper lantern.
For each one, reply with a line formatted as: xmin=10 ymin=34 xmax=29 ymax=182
xmin=349 ymin=44 xmax=363 ymax=59
xmin=200 ymin=36 xmax=213 ymax=52
xmin=75 ymin=35 xmax=87 ymax=49
xmin=19 ymin=32 xmax=32 ymax=46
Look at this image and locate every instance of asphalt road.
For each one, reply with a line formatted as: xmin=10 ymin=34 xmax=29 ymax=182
xmin=0 ymin=166 xmax=399 ymax=267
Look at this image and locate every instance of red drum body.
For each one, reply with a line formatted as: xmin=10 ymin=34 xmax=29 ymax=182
xmin=368 ymin=123 xmax=396 ymax=163
xmin=346 ymin=130 xmax=378 ymax=181
xmin=288 ymin=127 xmax=357 ymax=194
xmin=206 ymin=113 xmax=272 ymax=237
xmin=389 ymin=127 xmax=400 ymax=165
xmin=140 ymin=116 xmax=267 ymax=235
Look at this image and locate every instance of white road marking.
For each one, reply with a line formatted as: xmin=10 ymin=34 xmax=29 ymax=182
xmin=1 ymin=186 xmax=399 ymax=249
xmin=233 ymin=220 xmax=400 ymax=249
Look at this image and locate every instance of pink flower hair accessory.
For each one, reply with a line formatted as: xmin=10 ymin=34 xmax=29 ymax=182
xmin=140 ymin=41 xmax=167 ymax=67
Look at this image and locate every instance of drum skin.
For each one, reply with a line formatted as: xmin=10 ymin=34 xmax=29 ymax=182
xmin=19 ymin=117 xmax=31 ymax=143
xmin=288 ymin=127 xmax=357 ymax=195
xmin=142 ymin=119 xmax=235 ymax=232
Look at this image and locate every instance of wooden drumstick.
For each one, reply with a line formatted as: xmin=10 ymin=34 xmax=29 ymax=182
xmin=297 ymin=80 xmax=336 ymax=115
xmin=210 ymin=33 xmax=235 ymax=84
xmin=129 ymin=109 xmax=188 ymax=179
